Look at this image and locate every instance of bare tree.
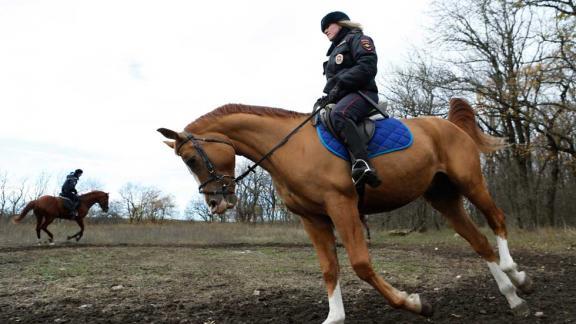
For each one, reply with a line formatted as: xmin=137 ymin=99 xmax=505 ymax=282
xmin=8 ymin=179 xmax=29 ymax=217
xmin=519 ymin=0 xmax=576 ymax=16
xmin=382 ymin=52 xmax=456 ymax=118
xmin=118 ymin=183 xmax=177 ymax=223
xmin=185 ymin=198 xmax=215 ymax=222
xmin=78 ymin=178 xmax=104 ymax=193
xmin=151 ymin=195 xmax=177 ymax=222
xmin=30 ymin=171 xmax=51 ymax=200
xmin=233 ymin=159 xmax=294 ymax=223
xmin=0 ymin=171 xmax=8 ymax=219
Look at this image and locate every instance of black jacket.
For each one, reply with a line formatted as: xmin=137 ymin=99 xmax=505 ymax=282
xmin=323 ymin=28 xmax=378 ymax=100
xmin=61 ymin=173 xmax=79 ymax=195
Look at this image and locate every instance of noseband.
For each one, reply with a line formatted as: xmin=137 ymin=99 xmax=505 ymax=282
xmin=176 ymin=132 xmax=236 ymax=196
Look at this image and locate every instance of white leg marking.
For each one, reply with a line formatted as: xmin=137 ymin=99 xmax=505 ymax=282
xmin=396 ymin=290 xmax=423 ymax=313
xmin=405 ymin=293 xmax=422 ymax=313
xmin=497 ymin=237 xmax=515 ymax=271
xmin=487 ymin=261 xmax=525 ymax=309
xmin=323 ymin=280 xmax=345 ymax=324
xmin=497 ymin=237 xmax=526 ymax=286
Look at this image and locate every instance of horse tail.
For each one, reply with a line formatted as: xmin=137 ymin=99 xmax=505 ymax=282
xmin=12 ymin=200 xmax=35 ymax=224
xmin=448 ymin=98 xmax=507 ymax=153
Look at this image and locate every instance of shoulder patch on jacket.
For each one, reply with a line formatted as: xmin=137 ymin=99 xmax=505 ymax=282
xmin=360 ymin=37 xmax=374 ymax=52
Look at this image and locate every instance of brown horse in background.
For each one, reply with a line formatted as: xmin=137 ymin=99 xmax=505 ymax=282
xmin=13 ymin=190 xmax=109 ymax=243
xmin=158 ymin=98 xmax=533 ymax=322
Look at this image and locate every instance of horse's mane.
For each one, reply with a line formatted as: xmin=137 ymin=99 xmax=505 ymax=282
xmin=187 ymin=104 xmax=308 ymax=129
xmin=80 ymin=190 xmax=106 ymax=199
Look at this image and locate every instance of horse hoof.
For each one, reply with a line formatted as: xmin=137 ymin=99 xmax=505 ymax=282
xmin=518 ymin=276 xmax=534 ymax=295
xmin=511 ymin=300 xmax=530 ymax=317
xmin=49 ymin=242 xmax=55 ymax=246
xmin=420 ymin=299 xmax=434 ymax=317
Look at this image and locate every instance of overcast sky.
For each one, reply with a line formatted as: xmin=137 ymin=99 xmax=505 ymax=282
xmin=0 ymin=0 xmax=432 ymax=215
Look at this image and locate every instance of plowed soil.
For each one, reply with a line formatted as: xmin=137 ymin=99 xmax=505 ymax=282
xmin=0 ymin=242 xmax=574 ymax=323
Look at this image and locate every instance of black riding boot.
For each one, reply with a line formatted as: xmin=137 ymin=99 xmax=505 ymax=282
xmin=340 ymin=118 xmax=382 ymax=187
xmin=70 ymin=199 xmax=79 ymax=220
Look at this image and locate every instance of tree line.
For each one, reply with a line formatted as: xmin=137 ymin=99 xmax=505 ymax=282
xmin=0 ymin=170 xmax=178 ymax=224
xmin=0 ymin=160 xmax=296 ymax=224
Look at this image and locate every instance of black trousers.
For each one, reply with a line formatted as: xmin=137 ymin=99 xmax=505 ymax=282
xmin=61 ymin=192 xmax=79 ymax=205
xmin=330 ymin=91 xmax=379 ymax=134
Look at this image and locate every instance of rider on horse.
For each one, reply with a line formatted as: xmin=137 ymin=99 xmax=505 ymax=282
xmin=316 ymin=11 xmax=382 ymax=188
xmin=60 ymin=168 xmax=83 ymax=219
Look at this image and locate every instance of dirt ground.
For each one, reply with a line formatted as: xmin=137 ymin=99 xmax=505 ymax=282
xmin=0 ymin=241 xmax=574 ymax=324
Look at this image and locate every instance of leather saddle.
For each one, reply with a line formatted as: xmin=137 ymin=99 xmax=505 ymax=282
xmin=313 ymin=103 xmax=388 ymax=144
xmin=59 ymin=195 xmax=79 ymax=211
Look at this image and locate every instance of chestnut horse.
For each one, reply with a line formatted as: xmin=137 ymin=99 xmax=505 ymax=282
xmin=158 ymin=98 xmax=533 ymax=322
xmin=13 ymin=190 xmax=109 ymax=243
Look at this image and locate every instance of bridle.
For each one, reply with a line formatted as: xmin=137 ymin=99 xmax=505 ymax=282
xmin=176 ymin=132 xmax=236 ymax=196
xmin=176 ymin=106 xmax=324 ymax=196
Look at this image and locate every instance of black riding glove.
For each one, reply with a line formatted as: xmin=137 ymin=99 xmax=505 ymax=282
xmin=313 ymin=96 xmax=329 ymax=112
xmin=328 ymin=84 xmax=342 ymax=104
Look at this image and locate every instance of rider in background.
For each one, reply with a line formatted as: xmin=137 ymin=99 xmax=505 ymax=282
xmin=60 ymin=169 xmax=83 ymax=219
xmin=317 ymin=11 xmax=381 ymax=187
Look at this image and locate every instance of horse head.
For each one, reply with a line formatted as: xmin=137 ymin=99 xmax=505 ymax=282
xmin=97 ymin=191 xmax=110 ymax=213
xmin=82 ymin=190 xmax=110 ymax=213
xmin=158 ymin=128 xmax=237 ymax=214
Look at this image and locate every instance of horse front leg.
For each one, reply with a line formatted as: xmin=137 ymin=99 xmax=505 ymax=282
xmin=41 ymin=226 xmax=54 ymax=244
xmin=326 ymin=194 xmax=433 ymax=317
xmin=67 ymin=218 xmax=85 ymax=241
xmin=301 ymin=216 xmax=343 ymax=324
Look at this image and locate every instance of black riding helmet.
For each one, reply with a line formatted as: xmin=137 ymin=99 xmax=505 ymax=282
xmin=321 ymin=11 xmax=350 ymax=32
xmin=74 ymin=169 xmax=83 ymax=176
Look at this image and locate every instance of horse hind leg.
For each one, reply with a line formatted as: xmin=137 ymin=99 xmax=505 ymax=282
xmin=40 ymin=217 xmax=55 ymax=244
xmin=464 ymin=183 xmax=533 ymax=295
xmin=35 ymin=215 xmax=43 ymax=244
xmin=424 ymin=179 xmax=529 ymax=316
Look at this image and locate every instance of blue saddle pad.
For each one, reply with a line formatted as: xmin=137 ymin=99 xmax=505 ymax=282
xmin=316 ymin=118 xmax=413 ymax=160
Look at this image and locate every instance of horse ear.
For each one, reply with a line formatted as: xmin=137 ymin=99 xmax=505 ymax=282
xmin=163 ymin=140 xmax=175 ymax=149
xmin=157 ymin=128 xmax=179 ymax=140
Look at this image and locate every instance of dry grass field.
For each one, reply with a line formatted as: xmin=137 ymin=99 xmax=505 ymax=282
xmin=1 ymin=220 xmax=575 ymax=323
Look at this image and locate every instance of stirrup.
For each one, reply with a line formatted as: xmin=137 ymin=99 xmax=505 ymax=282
xmin=351 ymin=159 xmax=381 ymax=188
xmin=352 ymin=159 xmax=370 ymax=170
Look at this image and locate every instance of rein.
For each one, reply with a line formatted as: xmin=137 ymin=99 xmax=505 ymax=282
xmin=178 ymin=107 xmax=325 ymax=194
xmin=234 ymin=107 xmax=324 ymax=182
